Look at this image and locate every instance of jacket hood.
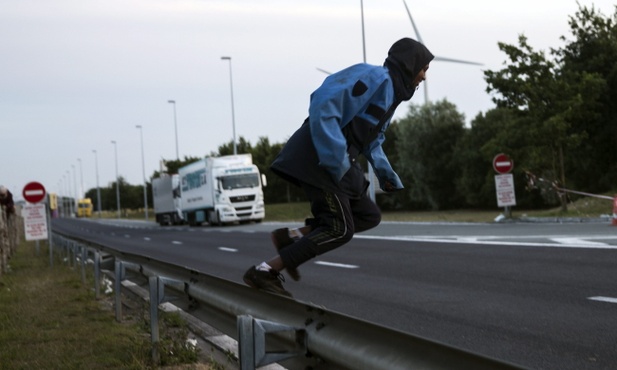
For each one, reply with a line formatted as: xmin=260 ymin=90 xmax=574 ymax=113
xmin=384 ymin=38 xmax=434 ymax=101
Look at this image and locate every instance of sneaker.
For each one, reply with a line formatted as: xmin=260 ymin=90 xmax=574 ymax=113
xmin=243 ymin=266 xmax=293 ymax=297
xmin=271 ymin=228 xmax=301 ymax=281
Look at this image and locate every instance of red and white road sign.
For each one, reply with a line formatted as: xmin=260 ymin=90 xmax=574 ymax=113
xmin=23 ymin=203 xmax=48 ymax=240
xmin=493 ymin=153 xmax=514 ymax=174
xmin=22 ymin=181 xmax=46 ymax=203
xmin=495 ymin=174 xmax=517 ymax=207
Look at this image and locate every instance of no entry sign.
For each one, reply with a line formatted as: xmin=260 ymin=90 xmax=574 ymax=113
xmin=22 ymin=181 xmax=46 ymax=203
xmin=493 ymin=153 xmax=514 ymax=174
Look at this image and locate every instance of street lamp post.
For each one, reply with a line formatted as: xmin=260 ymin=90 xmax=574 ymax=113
xmin=167 ymin=100 xmax=179 ymax=160
xmin=221 ymin=56 xmax=237 ymax=155
xmin=66 ymin=170 xmax=72 ymax=216
xmin=77 ymin=158 xmax=84 ymax=199
xmin=72 ymin=164 xmax=78 ymax=211
xmin=358 ymin=0 xmax=376 ymax=202
xmin=92 ymin=150 xmax=102 ymax=217
xmin=136 ymin=125 xmax=149 ymax=221
xmin=111 ymin=140 xmax=121 ymax=219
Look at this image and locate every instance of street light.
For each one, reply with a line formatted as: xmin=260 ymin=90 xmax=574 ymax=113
xmin=92 ymin=150 xmax=102 ymax=217
xmin=136 ymin=125 xmax=149 ymax=221
xmin=77 ymin=158 xmax=84 ymax=199
xmin=358 ymin=0 xmax=376 ymax=202
xmin=111 ymin=140 xmax=121 ymax=219
xmin=221 ymin=56 xmax=237 ymax=155
xmin=66 ymin=170 xmax=72 ymax=216
xmin=72 ymin=164 xmax=78 ymax=211
xmin=168 ymin=100 xmax=179 ymax=160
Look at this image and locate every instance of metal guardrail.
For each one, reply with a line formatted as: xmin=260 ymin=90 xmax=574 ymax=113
xmin=51 ymin=229 xmax=525 ymax=370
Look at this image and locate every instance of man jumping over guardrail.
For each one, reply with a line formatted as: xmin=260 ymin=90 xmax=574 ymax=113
xmin=243 ymin=37 xmax=434 ymax=297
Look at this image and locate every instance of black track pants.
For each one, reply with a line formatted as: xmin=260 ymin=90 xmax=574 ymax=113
xmin=278 ymin=183 xmax=381 ymax=270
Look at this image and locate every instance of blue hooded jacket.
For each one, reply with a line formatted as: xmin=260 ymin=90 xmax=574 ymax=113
xmin=271 ymin=38 xmax=434 ymax=198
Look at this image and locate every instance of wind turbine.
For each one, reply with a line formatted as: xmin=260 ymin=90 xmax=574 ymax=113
xmin=402 ymin=0 xmax=482 ymax=104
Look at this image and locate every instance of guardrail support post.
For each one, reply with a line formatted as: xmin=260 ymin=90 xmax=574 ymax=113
xmin=114 ymin=261 xmax=125 ymax=322
xmin=49 ymin=235 xmax=54 ymax=268
xmin=70 ymin=241 xmax=76 ymax=269
xmin=80 ymin=246 xmax=87 ymax=285
xmin=237 ymin=315 xmax=306 ymax=369
xmin=148 ymin=275 xmax=164 ymax=365
xmin=94 ymin=251 xmax=101 ymax=299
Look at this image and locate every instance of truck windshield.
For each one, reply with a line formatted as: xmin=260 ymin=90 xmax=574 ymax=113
xmin=220 ymin=173 xmax=260 ymax=190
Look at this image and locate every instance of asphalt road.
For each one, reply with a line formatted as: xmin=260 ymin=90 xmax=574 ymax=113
xmin=51 ymin=218 xmax=617 ymax=370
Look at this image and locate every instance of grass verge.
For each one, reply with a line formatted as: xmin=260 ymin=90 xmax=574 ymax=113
xmin=0 ymin=241 xmax=214 ymax=369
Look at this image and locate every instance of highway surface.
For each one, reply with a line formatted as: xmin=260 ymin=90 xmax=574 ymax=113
xmin=51 ymin=218 xmax=617 ymax=370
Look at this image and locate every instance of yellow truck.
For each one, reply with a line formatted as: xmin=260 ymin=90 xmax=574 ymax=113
xmin=77 ymin=198 xmax=93 ymax=218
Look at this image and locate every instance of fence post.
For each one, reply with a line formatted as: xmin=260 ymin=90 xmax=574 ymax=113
xmin=114 ymin=261 xmax=125 ymax=322
xmin=0 ymin=209 xmax=6 ymax=276
xmin=80 ymin=246 xmax=87 ymax=285
xmin=94 ymin=251 xmax=101 ymax=299
xmin=611 ymin=195 xmax=617 ymax=226
xmin=148 ymin=275 xmax=163 ymax=365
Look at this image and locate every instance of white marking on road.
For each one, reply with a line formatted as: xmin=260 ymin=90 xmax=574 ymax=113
xmin=144 ymin=237 xmax=151 ymax=241
xmin=315 ymin=261 xmax=359 ymax=269
xmin=354 ymin=235 xmax=617 ymax=249
xmin=551 ymin=238 xmax=608 ymax=246
xmin=124 ymin=234 xmax=131 ymax=238
xmin=218 ymin=247 xmax=238 ymax=253
xmin=588 ymin=296 xmax=617 ymax=304
xmin=172 ymin=241 xmax=182 ymax=245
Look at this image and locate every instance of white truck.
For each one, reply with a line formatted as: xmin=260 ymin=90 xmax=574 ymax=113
xmin=152 ymin=174 xmax=184 ymax=226
xmin=178 ymin=154 xmax=265 ymax=225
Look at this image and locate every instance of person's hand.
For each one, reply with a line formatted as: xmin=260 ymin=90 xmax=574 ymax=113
xmin=384 ymin=181 xmax=397 ymax=192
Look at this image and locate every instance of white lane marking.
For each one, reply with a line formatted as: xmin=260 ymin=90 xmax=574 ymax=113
xmin=588 ymin=296 xmax=617 ymax=304
xmin=172 ymin=241 xmax=182 ymax=245
xmin=144 ymin=237 xmax=151 ymax=241
xmin=124 ymin=234 xmax=131 ymax=238
xmin=315 ymin=261 xmax=359 ymax=269
xmin=551 ymin=238 xmax=608 ymax=246
xmin=218 ymin=247 xmax=238 ymax=252
xmin=354 ymin=235 xmax=617 ymax=249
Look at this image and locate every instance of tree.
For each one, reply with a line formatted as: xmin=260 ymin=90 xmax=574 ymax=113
xmin=484 ymin=32 xmax=604 ymax=210
xmin=217 ymin=137 xmax=252 ymax=156
xmin=395 ymin=100 xmax=466 ymax=210
xmin=555 ymin=5 xmax=617 ymax=192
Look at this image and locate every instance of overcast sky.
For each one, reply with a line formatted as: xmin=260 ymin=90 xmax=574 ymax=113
xmin=2 ymin=0 xmax=615 ymax=201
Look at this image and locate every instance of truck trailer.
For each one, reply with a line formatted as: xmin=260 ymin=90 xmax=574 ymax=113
xmin=178 ymin=154 xmax=265 ymax=225
xmin=76 ymin=198 xmax=93 ymax=218
xmin=152 ymin=174 xmax=184 ymax=226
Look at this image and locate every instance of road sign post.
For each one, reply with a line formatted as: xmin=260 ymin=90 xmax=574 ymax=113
xmin=493 ymin=154 xmax=515 ymax=218
xmin=22 ymin=182 xmax=53 ymax=260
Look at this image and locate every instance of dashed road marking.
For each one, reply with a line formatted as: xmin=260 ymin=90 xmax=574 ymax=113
xmin=172 ymin=241 xmax=182 ymax=245
xmin=218 ymin=247 xmax=238 ymax=252
xmin=588 ymin=296 xmax=617 ymax=304
xmin=315 ymin=261 xmax=359 ymax=269
xmin=144 ymin=237 xmax=151 ymax=241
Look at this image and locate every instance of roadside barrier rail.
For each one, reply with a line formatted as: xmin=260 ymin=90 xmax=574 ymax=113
xmin=51 ymin=229 xmax=524 ymax=370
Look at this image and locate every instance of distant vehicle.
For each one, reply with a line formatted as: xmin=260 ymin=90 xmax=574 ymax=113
xmin=178 ymin=154 xmax=266 ymax=226
xmin=152 ymin=174 xmax=184 ymax=226
xmin=76 ymin=198 xmax=93 ymax=218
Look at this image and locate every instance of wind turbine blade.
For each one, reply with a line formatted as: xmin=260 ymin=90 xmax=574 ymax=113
xmin=434 ymin=56 xmax=483 ymax=66
xmin=402 ymin=0 xmax=424 ymax=44
xmin=316 ymin=67 xmax=332 ymax=75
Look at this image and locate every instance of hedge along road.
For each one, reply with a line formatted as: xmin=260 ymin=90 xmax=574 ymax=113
xmin=53 ymin=218 xmax=617 ymax=370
